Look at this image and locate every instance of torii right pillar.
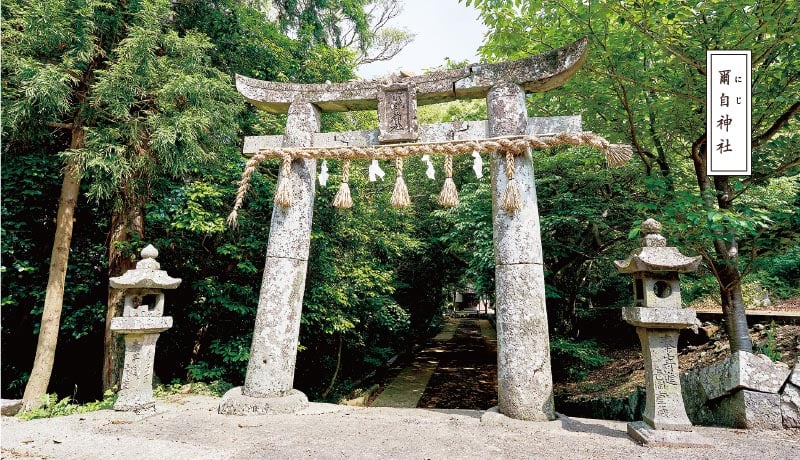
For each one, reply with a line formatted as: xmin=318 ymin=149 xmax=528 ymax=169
xmin=489 ymin=81 xmax=555 ymax=421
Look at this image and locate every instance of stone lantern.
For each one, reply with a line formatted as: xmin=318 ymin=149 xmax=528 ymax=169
xmin=615 ymin=219 xmax=708 ymax=446
xmin=109 ymin=244 xmax=181 ymax=412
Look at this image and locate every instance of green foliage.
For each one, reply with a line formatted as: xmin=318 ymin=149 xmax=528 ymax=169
xmin=467 ymin=0 xmax=799 ymax=348
xmin=755 ymin=246 xmax=800 ymax=299
xmin=754 ymin=321 xmax=781 ymax=362
xmin=0 ymin=0 xmax=367 ymax=400
xmin=434 ymin=143 xmax=643 ymax=332
xmin=550 ymin=337 xmax=610 ymax=382
xmin=270 ymin=0 xmax=371 ymax=51
xmin=17 ymin=391 xmax=117 ymax=421
xmin=153 ymin=380 xmax=233 ymax=398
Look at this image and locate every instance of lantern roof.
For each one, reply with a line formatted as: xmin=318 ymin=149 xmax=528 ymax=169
xmin=109 ymin=245 xmax=182 ymax=290
xmin=614 ymin=219 xmax=701 ymax=274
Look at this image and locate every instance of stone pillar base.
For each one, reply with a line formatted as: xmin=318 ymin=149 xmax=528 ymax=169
xmin=642 ymin=414 xmax=692 ymax=431
xmin=113 ymin=398 xmax=156 ymax=414
xmin=627 ymin=421 xmax=713 ymax=448
xmin=218 ymin=387 xmax=308 ymax=415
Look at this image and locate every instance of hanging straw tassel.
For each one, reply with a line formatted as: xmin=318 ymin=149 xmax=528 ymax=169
xmin=273 ymin=155 xmax=294 ymax=208
xmin=390 ymin=157 xmax=410 ymax=208
xmin=332 ymin=160 xmax=353 ymax=209
xmin=500 ymin=150 xmax=521 ymax=212
xmin=227 ymin=153 xmax=265 ymax=228
xmin=437 ymin=154 xmax=459 ymax=208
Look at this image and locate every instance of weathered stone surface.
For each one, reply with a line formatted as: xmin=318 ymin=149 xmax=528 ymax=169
xmin=680 ymin=368 xmax=718 ymax=426
xmin=626 ymin=421 xmax=713 ymax=448
xmin=479 ymin=406 xmax=536 ymax=428
xmin=114 ymin=333 xmax=160 ymax=413
xmin=1 ymin=399 xmax=22 ymax=416
xmin=615 ymin=246 xmax=702 ymax=274
xmin=789 ymin=360 xmax=800 ymax=386
xmin=489 ymin=83 xmax=543 ymax=266
xmin=636 ymin=328 xmax=692 ymax=431
xmin=110 ymin=316 xmax=173 ymax=334
xmin=109 ymin=246 xmax=178 ymax=413
xmin=698 ymin=351 xmax=791 ymax=401
xmin=488 ymin=80 xmax=553 ymax=422
xmin=782 ymin=382 xmax=800 ymax=428
xmin=243 ymin=116 xmax=583 ymax=154
xmin=717 ymin=389 xmax=783 ymax=429
xmin=234 ymin=101 xmax=318 ymax=406
xmin=265 ymin=103 xmax=319 ymax=260
xmin=243 ymin=256 xmax=308 ymax=397
xmin=377 ymin=81 xmax=419 ymax=143
xmin=781 ymin=382 xmax=800 ymax=428
xmin=495 ymin=263 xmax=554 ymax=421
xmin=218 ymin=387 xmax=308 ymax=415
xmin=622 ymin=307 xmax=697 ymax=329
xmin=236 ymin=38 xmax=588 ymax=113
xmin=109 ymin=245 xmax=181 ymax=290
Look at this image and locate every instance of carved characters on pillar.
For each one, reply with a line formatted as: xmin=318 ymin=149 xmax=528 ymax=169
xmin=378 ymin=82 xmax=419 ymax=144
xmin=653 ymin=333 xmax=679 ymax=418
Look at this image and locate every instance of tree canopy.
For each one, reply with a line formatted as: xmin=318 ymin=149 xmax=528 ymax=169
xmin=465 ymin=0 xmax=800 ymax=350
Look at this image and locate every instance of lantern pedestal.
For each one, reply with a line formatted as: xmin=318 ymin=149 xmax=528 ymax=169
xmin=111 ymin=327 xmax=170 ymax=412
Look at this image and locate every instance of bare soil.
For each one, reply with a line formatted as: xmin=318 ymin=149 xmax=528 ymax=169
xmin=4 ymin=395 xmax=799 ymax=459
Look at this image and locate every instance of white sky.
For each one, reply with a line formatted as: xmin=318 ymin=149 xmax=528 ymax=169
xmin=357 ymin=0 xmax=487 ymax=79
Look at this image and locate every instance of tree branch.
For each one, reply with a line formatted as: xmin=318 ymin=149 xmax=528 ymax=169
xmin=46 ymin=122 xmax=74 ymax=130
xmin=753 ymin=101 xmax=800 ymax=148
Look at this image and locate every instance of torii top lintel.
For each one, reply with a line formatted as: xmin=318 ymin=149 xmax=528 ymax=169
xmin=236 ymin=37 xmax=588 ymax=114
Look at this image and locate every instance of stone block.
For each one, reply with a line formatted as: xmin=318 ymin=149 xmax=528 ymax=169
xmin=680 ymin=369 xmax=717 ymax=426
xmin=1 ymin=399 xmax=22 ymax=416
xmin=218 ymin=387 xmax=308 ymax=415
xmin=636 ymin=329 xmax=692 ymax=431
xmin=698 ymin=351 xmax=791 ymax=400
xmin=626 ymin=421 xmax=713 ymax=448
xmin=114 ymin=333 xmax=161 ymax=413
xmin=717 ymin=389 xmax=782 ymax=429
xmin=622 ymin=307 xmax=697 ymax=329
xmin=781 ymin=382 xmax=800 ymax=428
xmin=789 ymin=360 xmax=800 ymax=386
xmin=110 ymin=316 xmax=173 ymax=334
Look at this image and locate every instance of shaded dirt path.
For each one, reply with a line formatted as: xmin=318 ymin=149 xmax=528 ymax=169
xmin=416 ymin=318 xmax=498 ymax=410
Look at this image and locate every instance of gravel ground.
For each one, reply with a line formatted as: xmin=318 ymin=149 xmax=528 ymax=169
xmin=2 ymin=395 xmax=798 ymax=459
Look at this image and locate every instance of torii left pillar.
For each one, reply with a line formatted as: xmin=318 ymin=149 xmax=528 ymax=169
xmin=219 ymin=102 xmax=319 ymax=415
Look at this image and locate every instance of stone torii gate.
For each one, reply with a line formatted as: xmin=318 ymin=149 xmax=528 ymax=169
xmin=219 ymin=38 xmax=623 ymax=421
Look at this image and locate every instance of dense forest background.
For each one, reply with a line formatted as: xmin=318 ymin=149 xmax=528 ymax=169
xmin=2 ymin=0 xmax=798 ymax=406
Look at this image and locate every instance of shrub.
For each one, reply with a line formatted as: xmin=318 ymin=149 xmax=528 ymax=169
xmin=550 ymin=337 xmax=610 ymax=382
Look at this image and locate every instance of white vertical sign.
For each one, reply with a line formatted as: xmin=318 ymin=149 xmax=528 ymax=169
xmin=707 ymin=51 xmax=751 ymax=176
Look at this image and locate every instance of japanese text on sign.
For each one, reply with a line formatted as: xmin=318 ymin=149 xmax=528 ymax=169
xmin=707 ymin=51 xmax=751 ymax=175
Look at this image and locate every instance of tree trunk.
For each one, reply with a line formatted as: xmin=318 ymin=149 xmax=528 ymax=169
xmin=717 ymin=263 xmax=752 ymax=353
xmin=21 ymin=128 xmax=84 ymax=411
xmin=102 ymin=202 xmax=144 ymax=392
xmin=690 ymin=134 xmax=752 ymax=353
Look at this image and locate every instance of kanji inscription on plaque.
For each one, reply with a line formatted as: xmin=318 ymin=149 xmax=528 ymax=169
xmin=378 ymin=82 xmax=419 ymax=143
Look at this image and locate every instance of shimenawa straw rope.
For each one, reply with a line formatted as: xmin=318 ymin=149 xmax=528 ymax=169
xmin=332 ymin=160 xmax=353 ymax=208
xmin=437 ymin=154 xmax=458 ymax=208
xmin=226 ymin=133 xmax=633 ymax=226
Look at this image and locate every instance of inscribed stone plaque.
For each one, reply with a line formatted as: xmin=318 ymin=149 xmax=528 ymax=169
xmin=378 ymin=82 xmax=419 ymax=143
